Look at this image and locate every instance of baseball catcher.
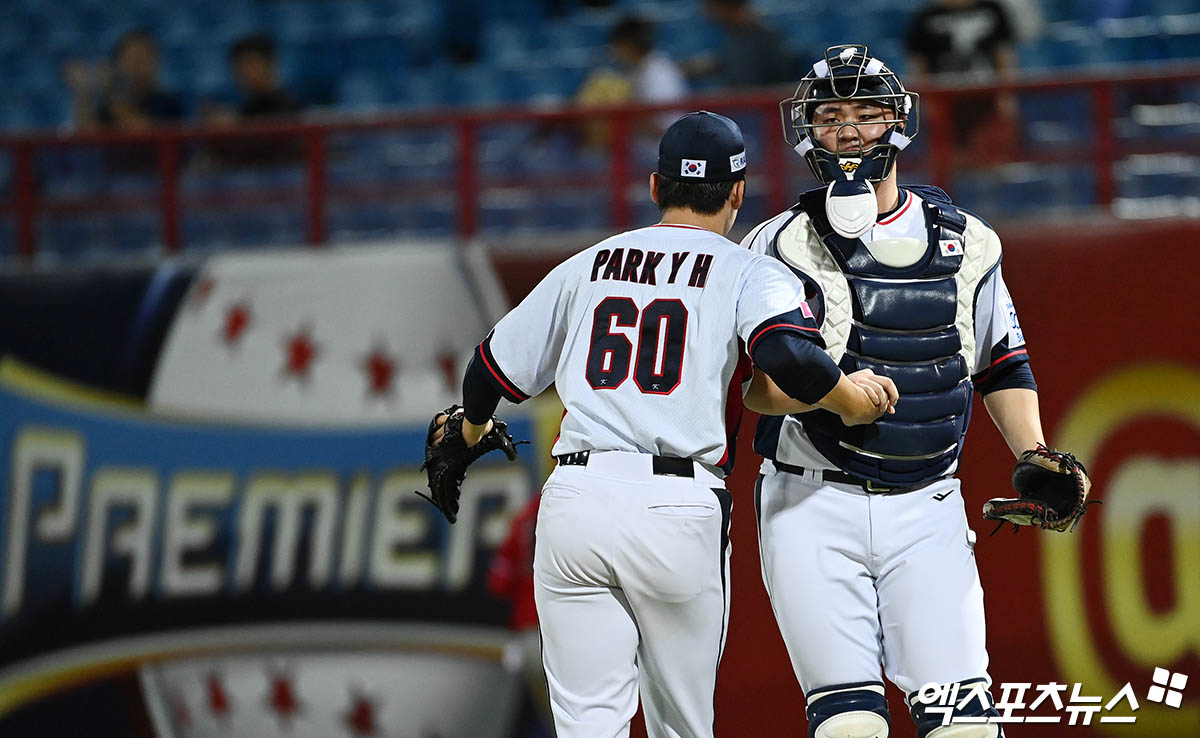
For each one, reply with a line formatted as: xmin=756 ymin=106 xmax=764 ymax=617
xmin=984 ymin=444 xmax=1096 ymax=532
xmin=416 ymin=405 xmax=522 ymax=524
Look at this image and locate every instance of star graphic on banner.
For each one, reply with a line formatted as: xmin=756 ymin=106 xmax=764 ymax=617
xmin=264 ymin=669 xmax=303 ymax=727
xmin=342 ymin=688 xmax=381 ymax=737
xmin=221 ymin=302 xmax=252 ymax=347
xmin=189 ymin=276 xmax=215 ymax=311
xmin=281 ymin=324 xmax=321 ymax=382
xmin=436 ymin=351 xmax=458 ymax=393
xmin=169 ymin=691 xmax=191 ymax=729
xmin=360 ymin=343 xmax=398 ymax=398
xmin=205 ymin=672 xmax=232 ymax=719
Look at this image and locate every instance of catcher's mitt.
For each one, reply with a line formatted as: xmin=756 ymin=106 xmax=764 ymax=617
xmin=416 ymin=405 xmax=521 ymax=524
xmin=983 ymin=444 xmax=1096 ymax=533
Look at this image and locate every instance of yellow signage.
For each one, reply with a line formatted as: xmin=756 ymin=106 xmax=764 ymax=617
xmin=1046 ymin=363 xmax=1200 ymax=736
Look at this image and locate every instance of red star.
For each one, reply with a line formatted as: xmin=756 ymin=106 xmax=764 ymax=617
xmin=342 ymin=690 xmax=380 ymax=737
xmin=282 ymin=325 xmax=320 ymax=381
xmin=189 ymin=276 xmax=215 ymax=310
xmin=170 ymin=692 xmax=191 ymax=729
xmin=361 ymin=344 xmax=398 ymax=398
xmin=436 ymin=351 xmax=458 ymax=392
xmin=221 ymin=302 xmax=252 ymax=346
xmin=206 ymin=673 xmax=231 ymax=718
xmin=265 ymin=672 xmax=303 ymax=724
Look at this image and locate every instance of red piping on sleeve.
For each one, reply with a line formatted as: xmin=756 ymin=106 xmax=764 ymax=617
xmin=748 ymin=323 xmax=821 ymax=352
xmin=479 ymin=344 xmax=528 ymax=400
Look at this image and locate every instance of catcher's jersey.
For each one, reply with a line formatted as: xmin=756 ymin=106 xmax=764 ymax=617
xmin=743 ymin=188 xmax=1029 ymax=477
xmin=480 ymin=223 xmax=816 ymax=471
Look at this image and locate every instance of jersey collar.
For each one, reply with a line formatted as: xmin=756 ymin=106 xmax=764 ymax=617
xmin=876 ymin=189 xmax=911 ymax=226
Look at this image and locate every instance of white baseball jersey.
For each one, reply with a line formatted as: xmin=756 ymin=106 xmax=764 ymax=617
xmin=479 ymin=223 xmax=818 ymax=738
xmin=479 ymin=223 xmax=817 ymax=471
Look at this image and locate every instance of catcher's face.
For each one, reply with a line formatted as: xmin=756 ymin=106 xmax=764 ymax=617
xmin=811 ymin=101 xmax=892 ymax=155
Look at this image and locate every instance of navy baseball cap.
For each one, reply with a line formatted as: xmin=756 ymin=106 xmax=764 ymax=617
xmin=657 ymin=111 xmax=747 ymax=183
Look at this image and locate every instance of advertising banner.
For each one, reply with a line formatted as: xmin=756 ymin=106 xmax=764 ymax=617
xmin=0 ymin=360 xmax=538 ymax=736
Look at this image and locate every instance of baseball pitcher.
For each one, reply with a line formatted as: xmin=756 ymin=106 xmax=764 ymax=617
xmin=421 ymin=111 xmax=897 ymax=738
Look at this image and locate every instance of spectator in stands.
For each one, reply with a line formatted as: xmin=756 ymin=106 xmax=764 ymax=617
xmin=199 ymin=34 xmax=303 ymax=166
xmin=906 ymin=0 xmax=1019 ymax=157
xmin=685 ymin=0 xmax=797 ymax=89
xmin=200 ymin=34 xmax=302 ymax=125
xmin=573 ymin=15 xmax=687 ymax=149
xmin=907 ymin=0 xmax=1017 ymax=78
xmin=63 ymin=28 xmax=183 ymax=131
xmin=607 ymin=14 xmax=688 ymax=107
xmin=229 ymin=34 xmax=302 ymax=120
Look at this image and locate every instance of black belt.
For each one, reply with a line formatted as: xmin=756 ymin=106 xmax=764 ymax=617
xmin=771 ymin=460 xmax=933 ymax=495
xmin=557 ymin=451 xmax=694 ymax=478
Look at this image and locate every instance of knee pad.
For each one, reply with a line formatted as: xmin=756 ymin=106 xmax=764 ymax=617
xmin=807 ymin=682 xmax=890 ymax=738
xmin=908 ymin=678 xmax=1003 ymax=738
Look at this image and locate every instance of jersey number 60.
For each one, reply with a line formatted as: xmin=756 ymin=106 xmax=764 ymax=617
xmin=586 ymin=297 xmax=687 ymax=395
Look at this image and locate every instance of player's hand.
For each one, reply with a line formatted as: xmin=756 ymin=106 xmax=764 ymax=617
xmin=848 ymin=369 xmax=898 ymax=415
xmin=431 ymin=413 xmax=448 ymax=446
xmin=431 ymin=413 xmax=494 ymax=448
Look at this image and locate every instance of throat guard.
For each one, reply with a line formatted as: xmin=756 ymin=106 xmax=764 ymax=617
xmin=825 ymin=179 xmax=877 ymax=239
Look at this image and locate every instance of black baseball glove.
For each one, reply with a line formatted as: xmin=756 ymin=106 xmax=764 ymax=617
xmin=983 ymin=444 xmax=1096 ymax=532
xmin=416 ymin=405 xmax=522 ymax=524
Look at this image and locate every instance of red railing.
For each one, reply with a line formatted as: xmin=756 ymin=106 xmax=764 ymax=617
xmin=3 ymin=64 xmax=1198 ymax=262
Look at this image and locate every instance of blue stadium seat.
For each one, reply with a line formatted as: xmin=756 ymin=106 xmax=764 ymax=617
xmin=545 ymin=21 xmax=605 ymax=50
xmin=393 ymin=67 xmax=451 ymax=108
xmin=654 ymin=18 xmax=722 ymax=60
xmin=445 ymin=65 xmax=506 ymax=106
xmin=337 ymin=70 xmax=392 ymax=110
xmin=484 ymin=20 xmax=546 ymax=66
xmin=503 ymin=66 xmax=581 ymax=105
xmin=111 ymin=212 xmax=161 ymax=252
xmin=39 ymin=216 xmax=102 ymax=259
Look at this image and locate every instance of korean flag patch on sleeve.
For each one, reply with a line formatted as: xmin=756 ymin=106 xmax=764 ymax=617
xmin=939 ymin=239 xmax=963 ymax=257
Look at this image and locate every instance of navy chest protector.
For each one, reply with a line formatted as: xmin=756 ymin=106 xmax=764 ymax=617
xmin=797 ymin=185 xmax=974 ymax=487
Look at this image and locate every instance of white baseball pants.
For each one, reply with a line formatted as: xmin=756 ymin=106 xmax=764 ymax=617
xmin=755 ymin=462 xmax=992 ymax=699
xmin=534 ymin=451 xmax=732 ymax=738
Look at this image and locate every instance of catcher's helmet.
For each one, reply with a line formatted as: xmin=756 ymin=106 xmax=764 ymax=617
xmin=780 ymin=44 xmax=919 ymax=185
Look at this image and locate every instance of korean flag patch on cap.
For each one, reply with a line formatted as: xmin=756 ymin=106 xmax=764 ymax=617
xmin=939 ymin=239 xmax=963 ymax=257
xmin=681 ymin=159 xmax=707 ymax=178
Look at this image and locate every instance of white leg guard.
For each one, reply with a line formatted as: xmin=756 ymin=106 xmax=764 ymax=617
xmin=908 ymin=678 xmax=1004 ymax=738
xmin=814 ymin=712 xmax=890 ymax=738
xmin=808 ymin=683 xmax=890 ymax=738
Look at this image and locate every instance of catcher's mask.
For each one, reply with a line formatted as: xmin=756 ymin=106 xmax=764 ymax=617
xmin=780 ymin=44 xmax=919 ymax=187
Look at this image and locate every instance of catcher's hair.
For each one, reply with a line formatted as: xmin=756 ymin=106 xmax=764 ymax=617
xmin=655 ymin=178 xmax=738 ymax=215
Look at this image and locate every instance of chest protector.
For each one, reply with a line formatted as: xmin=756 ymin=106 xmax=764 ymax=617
xmin=775 ymin=186 xmax=995 ymax=487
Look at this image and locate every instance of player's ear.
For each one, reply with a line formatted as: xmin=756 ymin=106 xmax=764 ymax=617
xmin=729 ymin=180 xmax=745 ymax=211
xmin=649 ymin=173 xmax=660 ymax=205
